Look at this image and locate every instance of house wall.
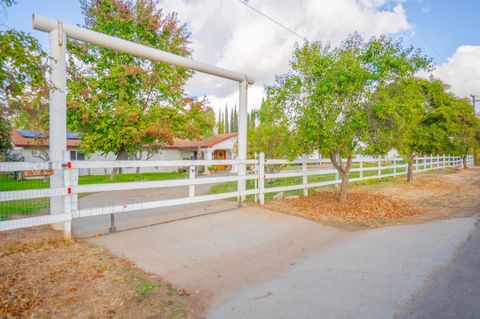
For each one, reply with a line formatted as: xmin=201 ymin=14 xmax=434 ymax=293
xmin=13 ymin=147 xmax=194 ymax=175
xmin=12 ymin=137 xmax=237 ymax=175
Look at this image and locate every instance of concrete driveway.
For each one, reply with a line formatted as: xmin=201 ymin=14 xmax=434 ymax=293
xmin=90 ymin=206 xmax=354 ymax=306
xmin=87 ymin=199 xmax=477 ymax=318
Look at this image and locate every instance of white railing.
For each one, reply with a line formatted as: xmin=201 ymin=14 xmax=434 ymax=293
xmin=0 ymin=154 xmax=474 ymax=235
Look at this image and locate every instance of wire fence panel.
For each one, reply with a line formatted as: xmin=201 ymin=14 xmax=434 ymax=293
xmin=0 ymin=154 xmax=470 ymax=235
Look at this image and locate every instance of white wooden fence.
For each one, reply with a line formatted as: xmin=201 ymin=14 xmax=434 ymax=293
xmin=0 ymin=154 xmax=474 ymax=235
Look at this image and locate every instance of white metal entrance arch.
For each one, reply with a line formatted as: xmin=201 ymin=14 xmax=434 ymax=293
xmin=32 ymin=14 xmax=254 ymax=235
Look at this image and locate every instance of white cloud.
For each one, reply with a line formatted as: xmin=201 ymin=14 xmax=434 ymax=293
xmin=160 ymin=0 xmax=412 ymax=113
xmin=432 ymin=46 xmax=480 ymax=99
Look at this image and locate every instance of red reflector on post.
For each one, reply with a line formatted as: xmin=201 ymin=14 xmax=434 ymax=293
xmin=67 ymin=187 xmax=71 ymax=194
xmin=67 ymin=162 xmax=71 ymax=168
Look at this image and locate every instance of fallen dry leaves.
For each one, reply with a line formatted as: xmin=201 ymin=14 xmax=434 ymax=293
xmin=267 ymin=191 xmax=422 ymax=228
xmin=266 ymin=168 xmax=480 ymax=228
xmin=0 ymin=227 xmax=202 ymax=319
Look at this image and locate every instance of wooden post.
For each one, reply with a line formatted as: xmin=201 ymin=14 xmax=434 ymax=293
xmin=359 ymin=160 xmax=363 ymax=178
xmin=377 ymin=159 xmax=381 ymax=177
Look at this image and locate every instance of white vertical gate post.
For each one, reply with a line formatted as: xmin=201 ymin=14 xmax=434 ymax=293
xmin=415 ymin=157 xmax=418 ymax=172
xmin=188 ymin=165 xmax=195 ymax=197
xmin=258 ymin=152 xmax=265 ymax=205
xmin=302 ymin=160 xmax=308 ymax=197
xmin=48 ymin=25 xmax=68 ymax=231
xmin=377 ymin=159 xmax=381 ymax=177
xmin=238 ymin=80 xmax=248 ymax=202
xmin=359 ymin=160 xmax=363 ymax=178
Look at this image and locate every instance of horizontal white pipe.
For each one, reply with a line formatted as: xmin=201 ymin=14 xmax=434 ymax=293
xmin=0 ymin=213 xmax=70 ymax=232
xmin=32 ymin=14 xmax=254 ymax=84
xmin=0 ymin=188 xmax=67 ymax=201
xmin=73 ymin=188 xmax=259 ymax=218
xmin=0 ymin=161 xmax=63 ymax=172
xmin=74 ymin=174 xmax=258 ymax=193
xmin=71 ymin=159 xmax=257 ymax=169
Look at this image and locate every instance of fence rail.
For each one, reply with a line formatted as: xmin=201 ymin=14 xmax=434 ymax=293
xmin=0 ymin=154 xmax=474 ymax=235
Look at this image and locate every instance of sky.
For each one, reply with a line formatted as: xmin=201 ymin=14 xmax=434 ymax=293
xmin=2 ymin=0 xmax=480 ymax=113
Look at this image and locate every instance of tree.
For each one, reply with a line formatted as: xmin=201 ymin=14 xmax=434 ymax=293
xmin=248 ymin=98 xmax=294 ymax=169
xmin=371 ymin=77 xmax=446 ymax=182
xmin=0 ymin=115 xmax=11 ymax=153
xmin=448 ymin=97 xmax=480 ymax=168
xmin=67 ymin=0 xmax=213 ymax=178
xmin=224 ymin=105 xmax=229 ymax=133
xmin=217 ymin=109 xmax=225 ymax=134
xmin=268 ymin=34 xmax=431 ymax=202
xmin=0 ymin=29 xmax=49 ymax=134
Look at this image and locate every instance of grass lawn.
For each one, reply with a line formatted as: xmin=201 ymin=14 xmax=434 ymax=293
xmin=210 ymin=166 xmax=409 ymax=202
xmin=0 ymin=171 xmax=187 ymax=220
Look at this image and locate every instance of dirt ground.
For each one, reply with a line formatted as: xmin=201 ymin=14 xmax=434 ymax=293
xmin=0 ymin=227 xmax=206 ymax=319
xmin=266 ymin=167 xmax=480 ymax=229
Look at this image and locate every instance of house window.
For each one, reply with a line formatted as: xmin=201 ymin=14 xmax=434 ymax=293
xmin=70 ymin=150 xmax=85 ymax=161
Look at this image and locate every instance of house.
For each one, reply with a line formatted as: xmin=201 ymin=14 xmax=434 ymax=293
xmin=10 ymin=130 xmax=238 ymax=175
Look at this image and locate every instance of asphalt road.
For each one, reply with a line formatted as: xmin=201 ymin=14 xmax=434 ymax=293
xmin=394 ymin=220 xmax=480 ymax=319
xmin=208 ymin=218 xmax=476 ymax=319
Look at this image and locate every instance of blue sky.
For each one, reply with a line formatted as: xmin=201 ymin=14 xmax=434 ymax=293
xmin=2 ymin=0 xmax=478 ymax=64
xmin=401 ymin=0 xmax=480 ymax=64
xmin=1 ymin=0 xmax=479 ymax=110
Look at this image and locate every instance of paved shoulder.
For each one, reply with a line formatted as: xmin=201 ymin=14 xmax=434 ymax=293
xmin=208 ymin=218 xmax=476 ymax=319
xmin=395 ymin=220 xmax=480 ymax=319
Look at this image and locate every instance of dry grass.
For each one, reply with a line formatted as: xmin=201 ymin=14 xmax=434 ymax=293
xmin=0 ymin=227 xmax=204 ymax=319
xmin=266 ymin=167 xmax=480 ymax=229
xmin=267 ymin=191 xmax=423 ymax=228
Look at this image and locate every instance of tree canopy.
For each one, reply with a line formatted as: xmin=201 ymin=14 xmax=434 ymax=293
xmin=267 ymin=34 xmax=431 ymax=201
xmin=67 ymin=0 xmax=214 ymax=160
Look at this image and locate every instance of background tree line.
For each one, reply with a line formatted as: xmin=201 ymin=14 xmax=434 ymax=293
xmin=248 ymin=34 xmax=480 ymax=202
xmin=0 ymin=0 xmax=216 ymax=169
xmin=216 ymin=104 xmax=257 ymax=134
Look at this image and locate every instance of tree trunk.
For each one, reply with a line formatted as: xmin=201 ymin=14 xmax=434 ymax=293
xmin=463 ymin=154 xmax=468 ymax=169
xmin=338 ymin=173 xmax=350 ymax=203
xmin=329 ymin=151 xmax=353 ymax=203
xmin=407 ymin=156 xmax=414 ymax=183
xmin=110 ymin=149 xmax=128 ymax=181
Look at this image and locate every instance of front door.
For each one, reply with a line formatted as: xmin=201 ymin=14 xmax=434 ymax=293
xmin=214 ymin=150 xmax=227 ymax=170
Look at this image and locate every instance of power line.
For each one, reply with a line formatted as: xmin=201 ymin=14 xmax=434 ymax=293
xmin=235 ymin=0 xmax=307 ymax=42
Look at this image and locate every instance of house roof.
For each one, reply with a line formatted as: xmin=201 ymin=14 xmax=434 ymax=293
xmin=10 ymin=130 xmax=81 ymax=149
xmin=165 ymin=133 xmax=238 ymax=150
xmin=11 ymin=130 xmax=237 ymax=150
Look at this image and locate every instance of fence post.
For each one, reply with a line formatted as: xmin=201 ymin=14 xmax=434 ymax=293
xmin=259 ymin=152 xmax=265 ymax=205
xmin=302 ymin=160 xmax=308 ymax=197
xmin=393 ymin=156 xmax=397 ymax=177
xmin=377 ymin=159 xmax=382 ymax=177
xmin=424 ymin=156 xmax=427 ymax=170
xmin=189 ymin=165 xmax=195 ymax=197
xmin=414 ymin=157 xmax=418 ymax=172
xmin=360 ymin=160 xmax=363 ymax=178
xmin=63 ymin=167 xmax=72 ymax=239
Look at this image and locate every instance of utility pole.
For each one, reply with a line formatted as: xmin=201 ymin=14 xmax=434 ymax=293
xmin=470 ymin=94 xmax=480 ymax=114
